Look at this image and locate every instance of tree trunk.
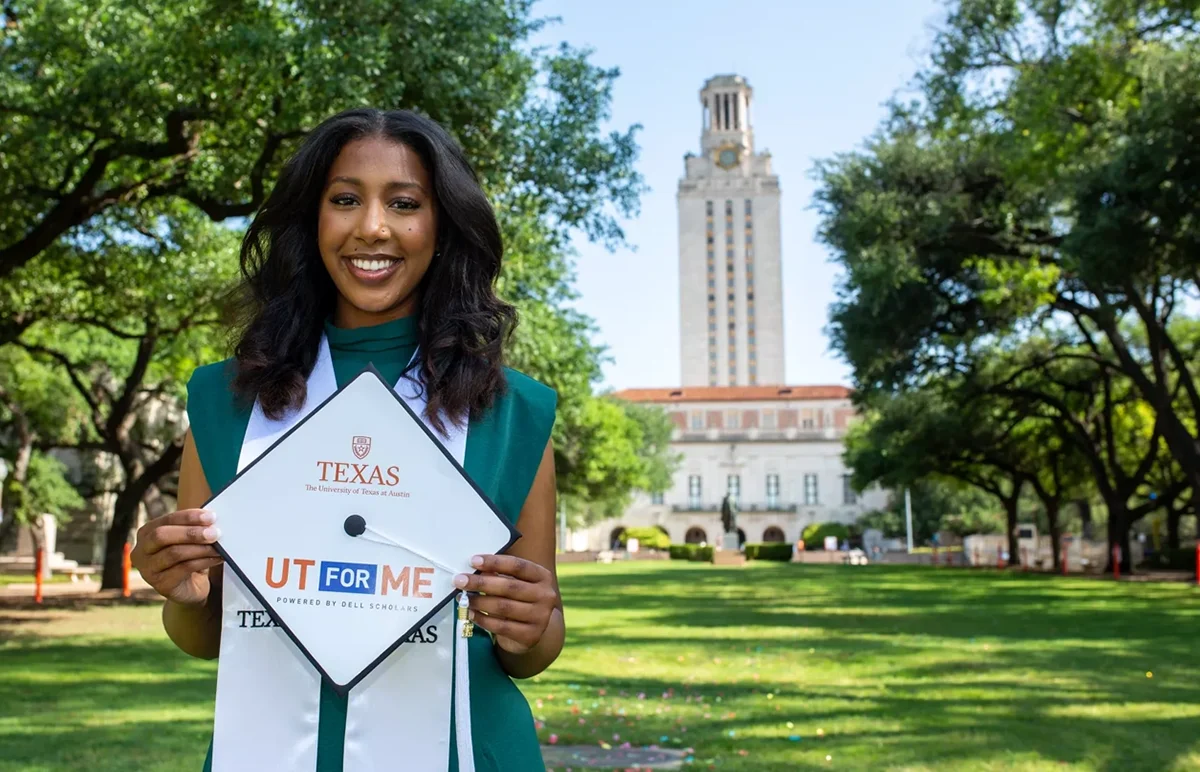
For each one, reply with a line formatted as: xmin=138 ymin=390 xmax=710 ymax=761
xmin=1004 ymin=495 xmax=1020 ymax=568
xmin=1105 ymin=505 xmax=1133 ymax=576
xmin=0 ymin=431 xmax=34 ymax=553
xmin=1077 ymin=499 xmax=1094 ymax=541
xmin=1046 ymin=502 xmax=1061 ymax=572
xmin=100 ymin=440 xmax=184 ymax=589
xmin=1167 ymin=507 xmax=1182 ymax=551
xmin=101 ymin=484 xmax=141 ymax=589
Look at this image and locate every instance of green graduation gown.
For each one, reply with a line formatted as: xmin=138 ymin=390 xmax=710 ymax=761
xmin=185 ymin=315 xmax=555 ymax=772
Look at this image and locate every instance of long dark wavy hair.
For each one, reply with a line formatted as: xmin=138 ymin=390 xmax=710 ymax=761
xmin=230 ymin=108 xmax=516 ymax=433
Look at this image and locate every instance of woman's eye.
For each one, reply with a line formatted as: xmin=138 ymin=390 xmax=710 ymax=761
xmin=391 ymin=199 xmax=419 ymax=210
xmin=331 ymin=195 xmax=357 ymax=206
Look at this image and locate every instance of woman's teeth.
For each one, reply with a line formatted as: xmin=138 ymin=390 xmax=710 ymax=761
xmin=350 ymin=258 xmax=396 ymax=272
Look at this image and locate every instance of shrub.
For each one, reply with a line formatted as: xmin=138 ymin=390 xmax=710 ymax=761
xmin=744 ymin=543 xmax=793 ymax=561
xmin=801 ymin=522 xmax=850 ymax=549
xmin=1140 ymin=546 xmax=1197 ymax=571
xmin=621 ymin=526 xmax=670 ymax=550
xmin=668 ymin=544 xmax=693 ymax=560
xmin=668 ymin=544 xmax=715 ymax=561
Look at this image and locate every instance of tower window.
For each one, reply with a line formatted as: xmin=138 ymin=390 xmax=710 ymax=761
xmin=706 ymin=201 xmax=713 ymax=216
xmin=725 ymin=200 xmax=733 ymax=216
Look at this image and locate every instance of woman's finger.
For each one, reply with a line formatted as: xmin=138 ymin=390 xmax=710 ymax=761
xmin=138 ymin=523 xmax=221 ymax=555
xmin=468 ymin=554 xmax=549 ymax=583
xmin=135 ymin=509 xmax=214 ymax=549
xmin=454 ymin=572 xmax=544 ymax=602
xmin=147 ymin=543 xmax=221 ymax=575
xmin=471 ymin=613 xmax=538 ymax=647
xmin=158 ymin=557 xmax=224 ymax=594
xmin=469 ymin=594 xmax=541 ymax=623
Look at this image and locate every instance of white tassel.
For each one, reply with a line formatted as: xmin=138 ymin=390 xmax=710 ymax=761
xmin=455 ymin=591 xmax=475 ymax=772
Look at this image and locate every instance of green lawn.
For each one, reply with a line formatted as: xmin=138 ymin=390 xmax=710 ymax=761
xmin=1 ymin=562 xmax=1198 ymax=771
xmin=0 ymin=573 xmax=79 ymax=586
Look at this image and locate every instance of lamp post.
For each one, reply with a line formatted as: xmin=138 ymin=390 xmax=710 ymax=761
xmin=905 ymin=488 xmax=914 ymax=553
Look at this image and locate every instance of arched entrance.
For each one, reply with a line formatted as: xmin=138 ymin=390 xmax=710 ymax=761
xmin=763 ymin=526 xmax=786 ymax=543
xmin=685 ymin=527 xmax=707 ymax=545
xmin=736 ymin=528 xmax=746 ymax=547
xmin=609 ymin=527 xmax=626 ymax=549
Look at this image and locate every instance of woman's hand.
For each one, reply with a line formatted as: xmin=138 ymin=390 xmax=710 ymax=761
xmin=131 ymin=509 xmax=223 ymax=607
xmin=454 ymin=554 xmax=560 ymax=655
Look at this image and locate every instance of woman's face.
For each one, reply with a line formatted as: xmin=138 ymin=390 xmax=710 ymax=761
xmin=318 ymin=136 xmax=438 ymax=328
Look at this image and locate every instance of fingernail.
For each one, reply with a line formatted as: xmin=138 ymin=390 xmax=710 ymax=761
xmin=453 ymin=574 xmax=468 ymax=588
xmin=470 ymin=555 xmax=483 ymax=567
xmin=198 ymin=510 xmax=215 ymax=525
xmin=202 ymin=526 xmax=221 ymax=541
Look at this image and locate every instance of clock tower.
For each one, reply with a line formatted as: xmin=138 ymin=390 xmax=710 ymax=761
xmin=678 ymin=74 xmax=784 ymax=387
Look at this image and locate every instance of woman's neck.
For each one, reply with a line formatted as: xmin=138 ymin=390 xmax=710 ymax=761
xmin=333 ymin=294 xmax=419 ymax=329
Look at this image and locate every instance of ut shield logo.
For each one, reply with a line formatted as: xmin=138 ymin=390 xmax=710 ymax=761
xmin=352 ymin=435 xmax=371 ymax=459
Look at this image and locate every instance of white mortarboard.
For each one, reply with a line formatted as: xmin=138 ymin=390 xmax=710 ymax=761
xmin=208 ymin=365 xmax=516 ymax=769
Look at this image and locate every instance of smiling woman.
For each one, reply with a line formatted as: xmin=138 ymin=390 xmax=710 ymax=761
xmin=129 ymin=109 xmax=563 ymax=772
xmin=317 ymin=137 xmax=439 ymax=327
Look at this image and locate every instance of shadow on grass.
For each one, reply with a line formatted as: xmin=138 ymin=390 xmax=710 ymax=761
xmin=0 ymin=637 xmax=216 ymax=772
xmin=544 ymin=563 xmax=1200 ymax=772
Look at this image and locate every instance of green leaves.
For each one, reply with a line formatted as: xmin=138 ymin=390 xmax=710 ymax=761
xmin=0 ymin=0 xmax=653 ymax=547
xmin=0 ymin=0 xmax=643 ymax=277
xmin=817 ymin=1 xmax=1198 ymax=547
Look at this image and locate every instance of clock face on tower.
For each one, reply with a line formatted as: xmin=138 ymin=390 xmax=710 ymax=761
xmin=716 ymin=145 xmax=740 ymax=170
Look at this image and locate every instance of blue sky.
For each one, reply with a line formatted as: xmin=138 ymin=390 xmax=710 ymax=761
xmin=528 ymin=0 xmax=947 ymax=390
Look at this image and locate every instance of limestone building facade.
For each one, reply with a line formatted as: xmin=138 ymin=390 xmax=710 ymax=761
xmin=572 ymin=75 xmax=888 ymax=552
xmin=679 ymin=74 xmax=784 ymax=387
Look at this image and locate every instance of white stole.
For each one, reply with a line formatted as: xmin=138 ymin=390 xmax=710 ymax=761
xmin=210 ymin=337 xmax=470 ymax=771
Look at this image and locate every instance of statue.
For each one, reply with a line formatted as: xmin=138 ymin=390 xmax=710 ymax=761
xmin=720 ymin=494 xmax=738 ymax=535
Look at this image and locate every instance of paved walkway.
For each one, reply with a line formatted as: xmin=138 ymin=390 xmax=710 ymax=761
xmin=0 ymin=575 xmax=158 ymax=607
xmin=541 ymin=745 xmax=686 ymax=769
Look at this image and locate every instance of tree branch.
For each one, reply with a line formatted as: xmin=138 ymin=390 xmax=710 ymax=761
xmin=17 ymin=343 xmax=105 ymax=438
xmin=105 ymin=333 xmax=158 ymax=443
xmin=63 ymin=316 xmax=146 ymax=340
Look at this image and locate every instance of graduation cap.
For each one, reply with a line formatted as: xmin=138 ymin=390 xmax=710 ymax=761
xmin=208 ymin=366 xmax=518 ymax=693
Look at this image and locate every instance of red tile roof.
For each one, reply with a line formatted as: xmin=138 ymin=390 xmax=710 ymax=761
xmin=612 ymin=385 xmax=852 ymax=403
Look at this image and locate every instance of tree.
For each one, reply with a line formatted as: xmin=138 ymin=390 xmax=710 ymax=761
xmin=553 ymin=396 xmax=679 ymax=528
xmin=0 ymin=346 xmax=85 ymax=550
xmin=815 ymin=0 xmax=1199 ymax=569
xmin=2 ymin=1 xmax=662 ymax=579
xmin=845 ymin=386 xmax=1032 ymax=562
xmin=0 ymin=0 xmax=643 ymax=283
xmin=8 ymin=206 xmax=238 ymax=587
